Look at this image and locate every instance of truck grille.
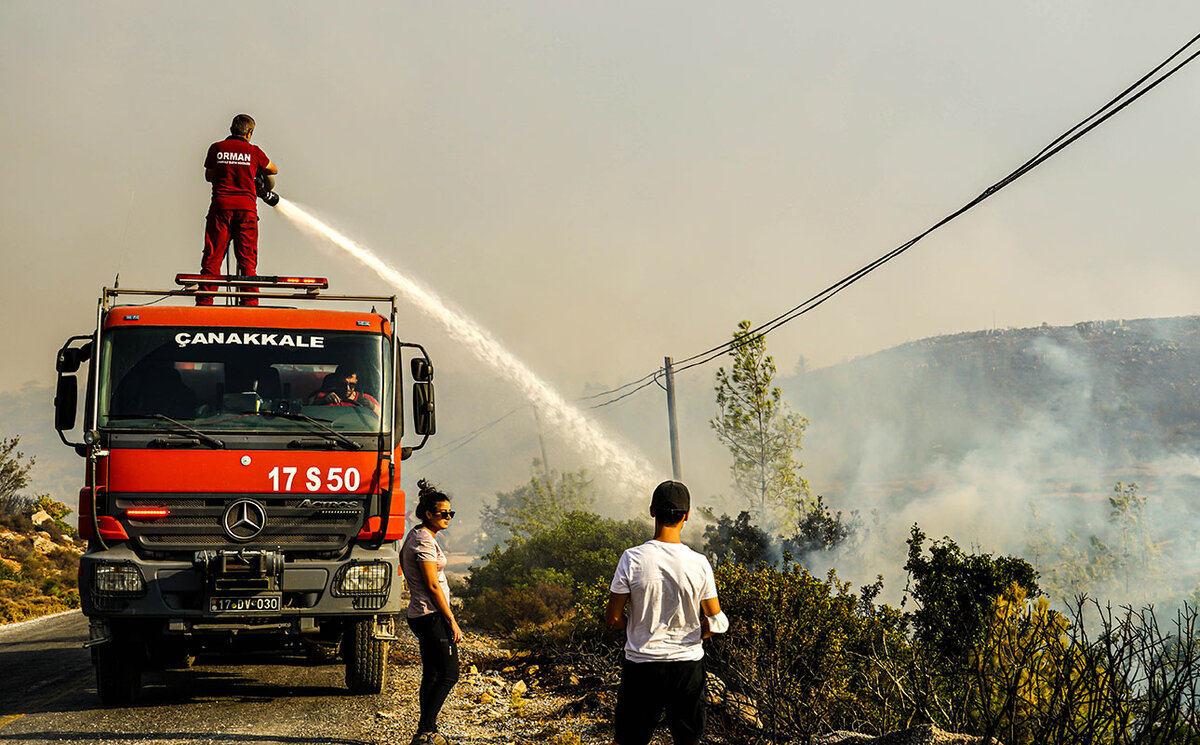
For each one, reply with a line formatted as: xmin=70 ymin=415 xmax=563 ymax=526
xmin=112 ymin=494 xmax=366 ymax=554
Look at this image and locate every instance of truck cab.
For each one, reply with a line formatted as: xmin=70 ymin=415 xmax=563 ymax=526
xmin=54 ymin=274 xmax=436 ymax=704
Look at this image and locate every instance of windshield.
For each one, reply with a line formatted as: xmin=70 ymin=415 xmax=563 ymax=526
xmin=98 ymin=326 xmax=391 ymax=433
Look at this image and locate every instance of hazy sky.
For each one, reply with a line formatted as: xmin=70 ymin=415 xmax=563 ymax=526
xmin=5 ymin=1 xmax=1200 ymax=407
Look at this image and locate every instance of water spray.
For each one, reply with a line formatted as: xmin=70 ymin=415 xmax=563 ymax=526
xmin=274 ymin=198 xmax=659 ymax=493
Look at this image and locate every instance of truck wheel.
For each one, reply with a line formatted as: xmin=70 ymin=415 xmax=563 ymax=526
xmin=344 ymin=618 xmax=388 ymax=694
xmin=94 ymin=640 xmax=142 ymax=706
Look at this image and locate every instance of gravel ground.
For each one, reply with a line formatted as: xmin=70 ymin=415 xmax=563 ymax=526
xmin=372 ymin=627 xmax=631 ymax=745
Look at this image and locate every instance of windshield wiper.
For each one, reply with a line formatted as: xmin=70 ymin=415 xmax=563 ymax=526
xmin=259 ymin=411 xmax=362 ymax=451
xmin=108 ymin=413 xmax=225 ymax=449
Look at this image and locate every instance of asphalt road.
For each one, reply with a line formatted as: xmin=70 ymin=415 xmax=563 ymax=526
xmin=0 ymin=611 xmax=392 ymax=745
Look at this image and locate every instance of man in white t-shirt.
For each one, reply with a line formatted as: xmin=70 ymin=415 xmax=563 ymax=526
xmin=605 ymin=480 xmax=728 ymax=745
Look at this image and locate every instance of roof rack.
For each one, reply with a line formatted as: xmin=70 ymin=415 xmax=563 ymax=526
xmin=100 ymin=274 xmax=396 ymax=309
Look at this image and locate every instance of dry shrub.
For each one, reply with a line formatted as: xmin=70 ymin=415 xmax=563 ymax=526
xmin=0 ymin=579 xmax=77 ymax=624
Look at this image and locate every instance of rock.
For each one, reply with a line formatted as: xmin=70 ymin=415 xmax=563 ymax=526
xmin=704 ymin=672 xmax=727 ymax=706
xmin=374 ymin=711 xmax=395 ymax=719
xmin=478 ymin=692 xmax=496 ymax=705
xmin=813 ymin=733 xmax=876 ymax=745
xmin=725 ymin=691 xmax=762 ymax=731
xmin=30 ymin=511 xmax=55 ymax=529
xmin=525 ymin=664 xmax=539 ymax=676
xmin=511 ymin=679 xmax=528 ymax=697
xmin=0 ymin=557 xmax=20 ymax=576
xmin=32 ymin=534 xmax=59 ymax=554
xmin=813 ymin=724 xmax=999 ymax=745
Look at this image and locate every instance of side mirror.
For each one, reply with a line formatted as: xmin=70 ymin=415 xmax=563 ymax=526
xmin=55 ymin=375 xmax=78 ymax=431
xmin=56 ymin=342 xmax=92 ymax=374
xmin=413 ymin=382 xmax=436 ymax=436
xmin=411 ymin=358 xmax=434 ymax=383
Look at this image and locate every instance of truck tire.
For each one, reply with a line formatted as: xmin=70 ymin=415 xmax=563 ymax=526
xmin=94 ymin=640 xmax=142 ymax=706
xmin=344 ymin=618 xmax=388 ymax=694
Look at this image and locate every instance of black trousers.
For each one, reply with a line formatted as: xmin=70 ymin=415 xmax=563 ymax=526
xmin=407 ymin=612 xmax=460 ymax=733
xmin=614 ymin=657 xmax=707 ymax=745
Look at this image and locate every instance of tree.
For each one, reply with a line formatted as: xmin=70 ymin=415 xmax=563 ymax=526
xmin=1106 ymin=481 xmax=1158 ymax=595
xmin=479 ymin=462 xmax=596 ymax=548
xmin=0 ymin=436 xmax=34 ymax=502
xmin=711 ymin=320 xmax=811 ymax=525
xmin=0 ymin=437 xmax=37 ymax=529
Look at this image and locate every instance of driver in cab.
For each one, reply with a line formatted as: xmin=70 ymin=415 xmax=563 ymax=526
xmin=310 ymin=365 xmax=380 ymax=414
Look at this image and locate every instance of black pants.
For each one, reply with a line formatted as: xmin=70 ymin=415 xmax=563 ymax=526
xmin=407 ymin=612 xmax=460 ymax=733
xmin=614 ymin=657 xmax=707 ymax=745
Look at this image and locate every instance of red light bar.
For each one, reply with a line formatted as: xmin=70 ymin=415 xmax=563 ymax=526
xmin=174 ymin=274 xmax=329 ymax=290
xmin=126 ymin=507 xmax=169 ymax=519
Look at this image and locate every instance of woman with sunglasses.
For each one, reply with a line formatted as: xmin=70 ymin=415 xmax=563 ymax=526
xmin=400 ymin=479 xmax=463 ymax=745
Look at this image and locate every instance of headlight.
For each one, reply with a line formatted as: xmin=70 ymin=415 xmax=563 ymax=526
xmin=93 ymin=563 xmax=145 ymax=595
xmin=333 ymin=562 xmax=391 ymax=596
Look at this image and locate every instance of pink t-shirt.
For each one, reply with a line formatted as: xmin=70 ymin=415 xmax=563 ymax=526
xmin=401 ymin=526 xmax=450 ymax=619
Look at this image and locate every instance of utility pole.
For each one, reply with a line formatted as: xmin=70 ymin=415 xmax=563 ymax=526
xmin=532 ymin=406 xmax=552 ymax=483
xmin=664 ymin=357 xmax=682 ymax=480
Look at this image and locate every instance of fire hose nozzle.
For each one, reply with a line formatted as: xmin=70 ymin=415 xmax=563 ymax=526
xmin=255 ymin=171 xmax=281 ymax=207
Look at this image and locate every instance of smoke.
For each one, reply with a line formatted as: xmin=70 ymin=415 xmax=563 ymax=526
xmin=788 ymin=320 xmax=1200 ymax=609
xmin=273 ymin=198 xmax=660 ymax=499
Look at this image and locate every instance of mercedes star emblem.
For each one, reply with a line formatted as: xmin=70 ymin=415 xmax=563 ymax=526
xmin=223 ymin=499 xmax=267 ymax=541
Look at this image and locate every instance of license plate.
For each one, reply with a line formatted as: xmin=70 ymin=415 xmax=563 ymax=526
xmin=208 ymin=594 xmax=282 ymax=614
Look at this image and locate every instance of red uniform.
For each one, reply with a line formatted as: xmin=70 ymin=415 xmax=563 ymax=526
xmin=199 ymin=136 xmax=272 ymax=306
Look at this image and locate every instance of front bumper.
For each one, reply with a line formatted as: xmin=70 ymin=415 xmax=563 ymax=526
xmin=80 ymin=542 xmax=401 ymax=634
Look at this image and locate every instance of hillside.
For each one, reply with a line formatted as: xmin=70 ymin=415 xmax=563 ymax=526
xmin=0 ymin=504 xmax=84 ymax=624
xmin=785 ymin=316 xmax=1200 ymax=502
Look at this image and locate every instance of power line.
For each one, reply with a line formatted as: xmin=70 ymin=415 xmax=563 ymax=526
xmin=588 ymin=371 xmax=663 ymax=409
xmin=576 ymin=368 xmax=662 ymax=401
xmin=587 ymin=30 xmax=1200 ymax=404
xmin=419 ymin=405 xmax=524 ymax=467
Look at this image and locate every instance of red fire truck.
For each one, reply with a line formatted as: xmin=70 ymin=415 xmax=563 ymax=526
xmin=53 ymin=274 xmax=436 ymax=705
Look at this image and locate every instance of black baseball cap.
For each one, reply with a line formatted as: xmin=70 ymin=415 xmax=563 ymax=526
xmin=651 ymin=480 xmax=690 ymax=512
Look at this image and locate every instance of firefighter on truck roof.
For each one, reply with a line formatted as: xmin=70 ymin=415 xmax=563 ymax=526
xmin=198 ymin=113 xmax=278 ymax=307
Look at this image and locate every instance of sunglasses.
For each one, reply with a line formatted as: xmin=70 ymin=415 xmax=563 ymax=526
xmin=431 ymin=510 xmax=455 ymax=519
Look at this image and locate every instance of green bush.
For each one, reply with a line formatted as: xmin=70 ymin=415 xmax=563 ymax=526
xmin=706 ymin=561 xmax=907 ymax=740
xmin=703 ymin=503 xmax=853 ymax=570
xmin=465 ymin=583 xmax=574 ymax=633
xmin=462 ymin=509 xmax=647 ymax=636
xmin=464 ymin=511 xmax=647 ymax=599
xmin=702 ymin=511 xmax=773 ymax=566
xmin=903 ymin=524 xmax=1040 ymax=665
